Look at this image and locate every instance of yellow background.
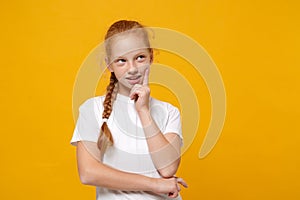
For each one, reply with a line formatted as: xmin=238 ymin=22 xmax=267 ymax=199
xmin=1 ymin=0 xmax=299 ymax=199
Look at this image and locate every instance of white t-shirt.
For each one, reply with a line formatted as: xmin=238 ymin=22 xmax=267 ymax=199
xmin=71 ymin=93 xmax=183 ymax=200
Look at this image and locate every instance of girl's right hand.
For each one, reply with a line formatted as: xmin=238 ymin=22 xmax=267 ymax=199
xmin=153 ymin=177 xmax=188 ymax=198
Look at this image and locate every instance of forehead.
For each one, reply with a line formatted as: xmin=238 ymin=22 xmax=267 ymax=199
xmin=108 ymin=32 xmax=149 ymax=59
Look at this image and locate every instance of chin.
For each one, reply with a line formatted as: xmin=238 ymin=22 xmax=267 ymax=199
xmin=119 ymin=81 xmax=134 ymax=90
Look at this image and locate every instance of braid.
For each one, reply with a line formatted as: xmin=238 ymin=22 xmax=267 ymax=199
xmin=97 ymin=72 xmax=118 ymax=154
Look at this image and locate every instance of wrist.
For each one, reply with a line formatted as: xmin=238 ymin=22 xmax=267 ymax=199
xmin=145 ymin=176 xmax=158 ymax=192
xmin=137 ymin=107 xmax=150 ymax=115
xmin=137 ymin=110 xmax=160 ymax=137
xmin=137 ymin=108 xmax=151 ymax=124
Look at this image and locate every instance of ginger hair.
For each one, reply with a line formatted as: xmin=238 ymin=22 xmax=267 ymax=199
xmin=97 ymin=20 xmax=151 ymax=155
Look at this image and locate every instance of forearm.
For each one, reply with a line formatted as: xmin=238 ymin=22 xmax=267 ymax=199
xmin=137 ymin=109 xmax=181 ymax=177
xmin=77 ymin=142 xmax=155 ymax=191
xmin=82 ymin=163 xmax=154 ymax=191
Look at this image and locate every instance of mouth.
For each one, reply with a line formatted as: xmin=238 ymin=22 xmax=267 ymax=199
xmin=126 ymin=75 xmax=142 ymax=80
xmin=125 ymin=75 xmax=142 ymax=84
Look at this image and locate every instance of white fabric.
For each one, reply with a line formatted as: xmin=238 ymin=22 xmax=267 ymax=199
xmin=71 ymin=93 xmax=183 ymax=200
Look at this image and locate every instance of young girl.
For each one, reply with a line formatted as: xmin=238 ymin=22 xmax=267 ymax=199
xmin=71 ymin=20 xmax=187 ymax=199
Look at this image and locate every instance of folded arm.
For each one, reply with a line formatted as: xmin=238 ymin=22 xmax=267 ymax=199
xmin=76 ymin=141 xmax=183 ymax=197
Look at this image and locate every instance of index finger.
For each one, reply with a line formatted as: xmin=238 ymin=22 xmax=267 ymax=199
xmin=142 ymin=67 xmax=149 ymax=86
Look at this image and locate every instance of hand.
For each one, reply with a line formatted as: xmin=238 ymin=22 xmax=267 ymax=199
xmin=154 ymin=177 xmax=188 ymax=198
xmin=129 ymin=68 xmax=150 ymax=112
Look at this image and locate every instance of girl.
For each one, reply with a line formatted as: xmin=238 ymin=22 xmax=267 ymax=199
xmin=71 ymin=20 xmax=187 ymax=199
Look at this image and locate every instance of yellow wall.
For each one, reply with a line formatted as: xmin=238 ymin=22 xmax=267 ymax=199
xmin=1 ymin=0 xmax=299 ymax=199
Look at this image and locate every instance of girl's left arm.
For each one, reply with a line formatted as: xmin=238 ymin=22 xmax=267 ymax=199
xmin=130 ymin=68 xmax=182 ymax=178
xmin=137 ymin=110 xmax=182 ymax=178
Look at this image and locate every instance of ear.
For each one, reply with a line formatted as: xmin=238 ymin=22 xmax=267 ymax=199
xmin=149 ymin=48 xmax=154 ymax=64
xmin=105 ymin=57 xmax=114 ymax=72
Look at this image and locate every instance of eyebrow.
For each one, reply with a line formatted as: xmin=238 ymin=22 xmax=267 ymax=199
xmin=113 ymin=50 xmax=148 ymax=60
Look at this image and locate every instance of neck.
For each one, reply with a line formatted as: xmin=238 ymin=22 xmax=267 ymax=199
xmin=117 ymin=83 xmax=131 ymax=97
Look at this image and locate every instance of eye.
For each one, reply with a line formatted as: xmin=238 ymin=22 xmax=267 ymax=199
xmin=114 ymin=58 xmax=126 ymax=65
xmin=136 ymin=55 xmax=146 ymax=62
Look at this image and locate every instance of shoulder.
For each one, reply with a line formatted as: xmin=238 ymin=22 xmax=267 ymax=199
xmin=79 ymin=95 xmax=105 ymax=113
xmin=150 ymin=97 xmax=182 ymax=137
xmin=150 ymin=97 xmax=181 ymax=115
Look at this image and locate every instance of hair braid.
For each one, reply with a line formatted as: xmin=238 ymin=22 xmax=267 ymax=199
xmin=97 ymin=72 xmax=118 ymax=154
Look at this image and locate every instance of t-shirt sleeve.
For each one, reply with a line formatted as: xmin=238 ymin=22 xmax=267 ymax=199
xmin=70 ymin=97 xmax=102 ymax=146
xmin=163 ymin=104 xmax=183 ymax=144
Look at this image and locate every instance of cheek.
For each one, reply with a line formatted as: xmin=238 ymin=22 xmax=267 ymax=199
xmin=137 ymin=63 xmax=150 ymax=73
xmin=113 ymin=68 xmax=127 ymax=80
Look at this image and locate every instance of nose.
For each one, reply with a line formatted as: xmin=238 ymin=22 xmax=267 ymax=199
xmin=128 ymin=61 xmax=138 ymax=75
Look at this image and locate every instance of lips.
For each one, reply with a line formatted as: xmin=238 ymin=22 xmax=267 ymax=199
xmin=126 ymin=75 xmax=141 ymax=84
xmin=126 ymin=75 xmax=141 ymax=80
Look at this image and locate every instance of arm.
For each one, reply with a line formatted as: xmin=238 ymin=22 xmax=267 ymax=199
xmin=130 ymin=69 xmax=182 ymax=178
xmin=137 ymin=110 xmax=181 ymax=178
xmin=76 ymin=141 xmax=183 ymax=197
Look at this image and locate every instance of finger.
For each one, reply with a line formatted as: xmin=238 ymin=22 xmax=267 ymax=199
xmin=129 ymin=84 xmax=141 ymax=100
xmin=168 ymin=190 xmax=178 ymax=198
xmin=130 ymin=87 xmax=144 ymax=101
xmin=176 ymin=183 xmax=181 ymax=192
xmin=130 ymin=92 xmax=138 ymax=101
xmin=176 ymin=178 xmax=188 ymax=188
xmin=142 ymin=67 xmax=149 ymax=86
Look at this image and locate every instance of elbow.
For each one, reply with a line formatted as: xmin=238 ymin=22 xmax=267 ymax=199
xmin=158 ymin=167 xmax=177 ymax=178
xmin=159 ymin=170 xmax=176 ymax=178
xmin=79 ymin=174 xmax=90 ymax=185
xmin=78 ymin=167 xmax=94 ymax=185
xmin=158 ymin=159 xmax=180 ymax=178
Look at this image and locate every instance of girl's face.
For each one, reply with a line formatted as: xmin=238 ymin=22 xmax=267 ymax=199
xmin=107 ymin=32 xmax=152 ymax=96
